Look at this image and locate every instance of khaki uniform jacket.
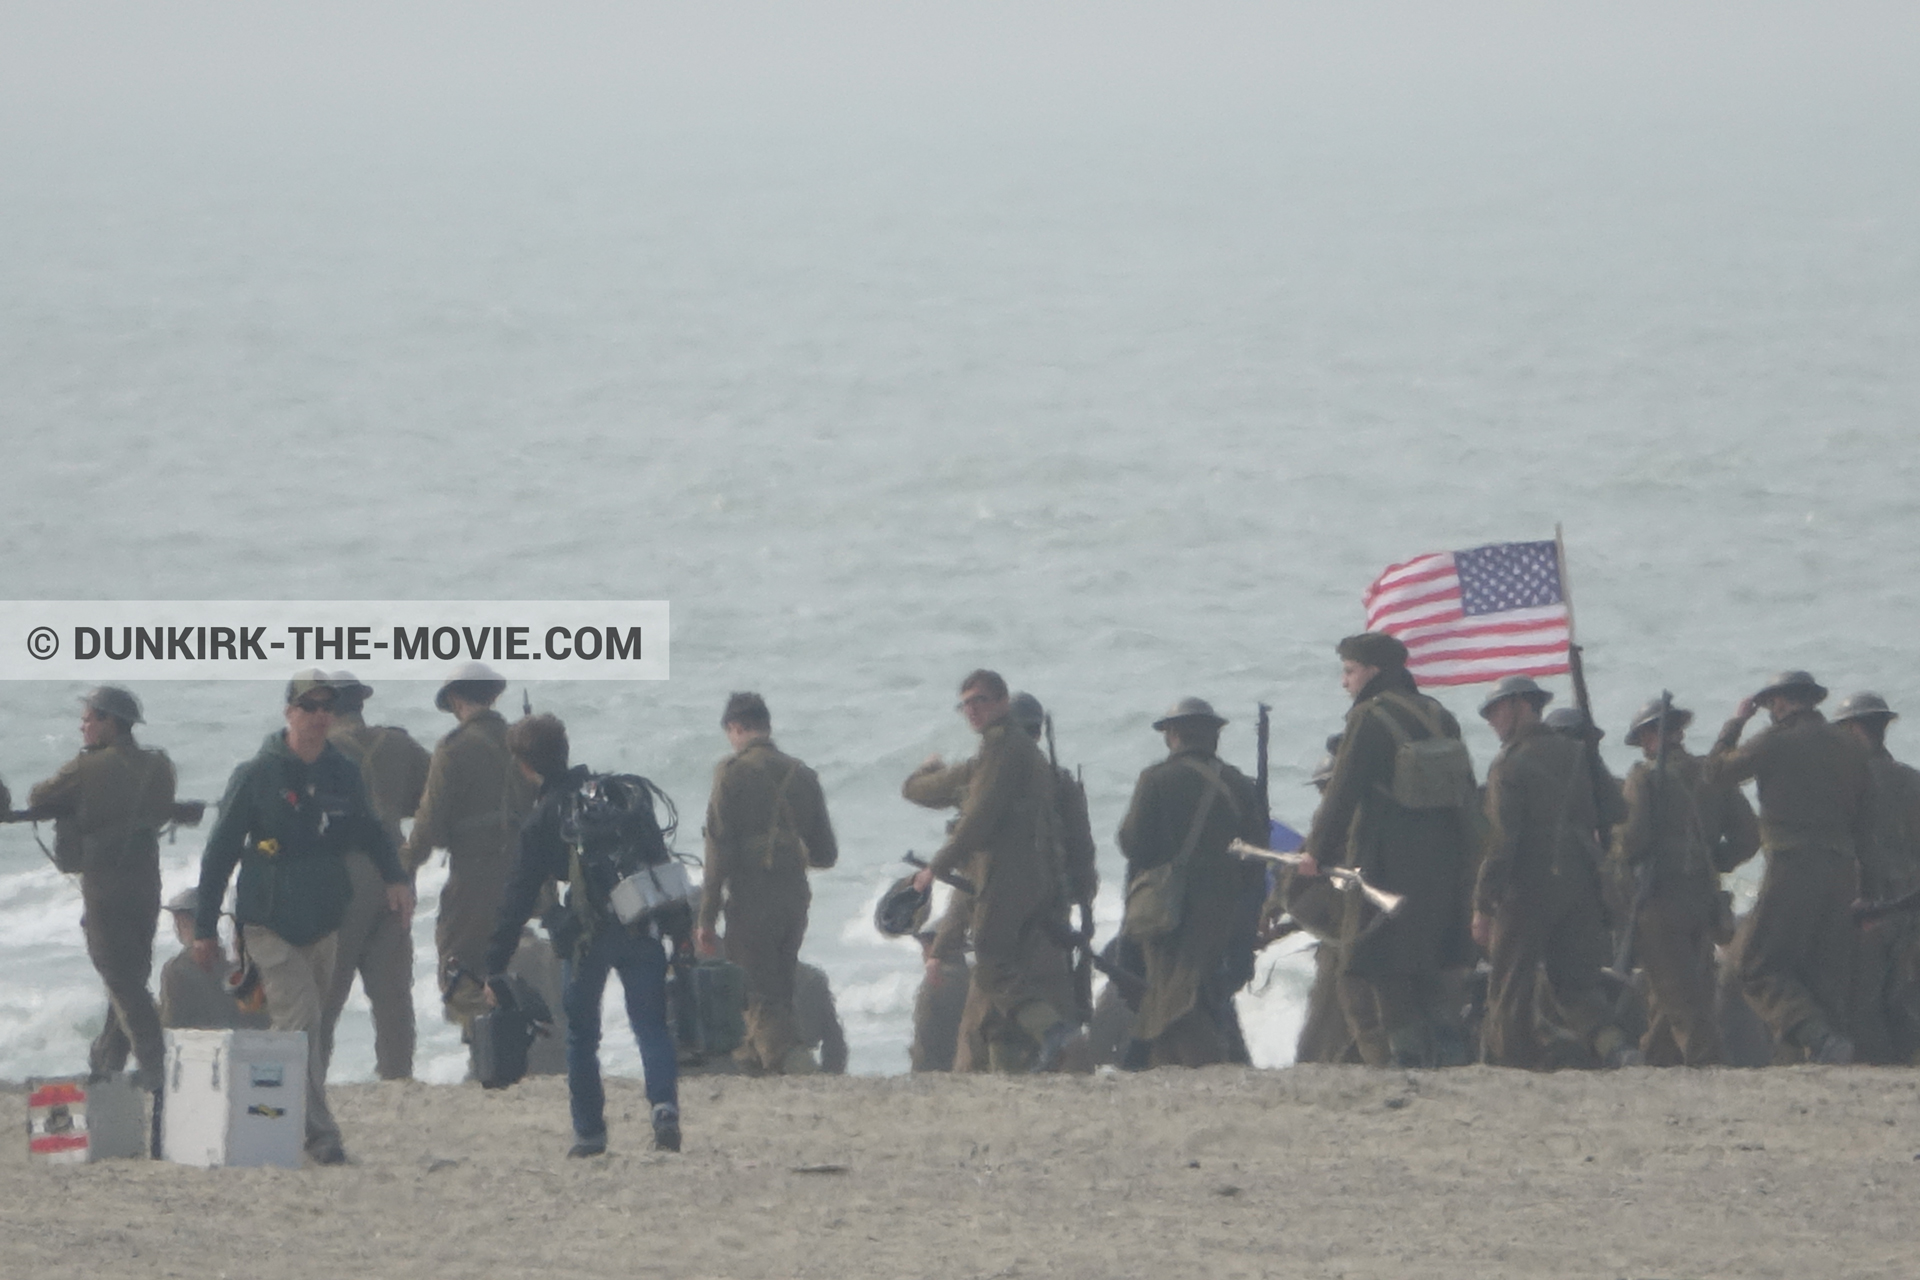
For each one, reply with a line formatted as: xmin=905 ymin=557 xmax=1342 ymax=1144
xmin=403 ymin=710 xmax=531 ymax=874
xmin=30 ymin=739 xmax=177 ymax=880
xmin=1861 ymin=752 xmax=1920 ymax=901
xmin=700 ymin=738 xmax=838 ymax=932
xmin=1117 ymin=747 xmax=1264 ymax=1040
xmin=1476 ymin=722 xmax=1627 ymax=916
xmin=1304 ymin=672 xmax=1475 ymax=976
xmin=902 ymin=757 xmax=978 ymax=961
xmin=928 ymin=721 xmax=1056 ymax=894
xmin=1611 ymin=752 xmax=1720 ymax=903
xmin=903 ymin=758 xmax=975 ymax=811
xmin=328 ymin=713 xmax=430 ymax=854
xmin=1710 ymin=708 xmax=1875 ymax=853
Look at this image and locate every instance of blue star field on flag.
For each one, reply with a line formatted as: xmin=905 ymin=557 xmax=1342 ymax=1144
xmin=1453 ymin=540 xmax=1565 ymax=617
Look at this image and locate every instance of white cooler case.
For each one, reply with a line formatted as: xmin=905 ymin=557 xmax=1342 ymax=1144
xmin=161 ymin=1029 xmax=307 ymax=1169
xmin=26 ymin=1075 xmax=148 ymax=1163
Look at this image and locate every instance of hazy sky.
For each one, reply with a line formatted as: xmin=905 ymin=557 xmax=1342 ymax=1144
xmin=5 ymin=3 xmax=1916 ymax=131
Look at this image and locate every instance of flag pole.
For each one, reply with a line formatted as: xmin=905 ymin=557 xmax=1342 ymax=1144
xmin=1554 ymin=522 xmax=1578 ymax=649
xmin=1555 ymin=523 xmax=1595 ymax=725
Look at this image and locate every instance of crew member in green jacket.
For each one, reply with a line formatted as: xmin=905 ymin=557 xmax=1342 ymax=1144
xmin=193 ymin=671 xmax=413 ymax=1165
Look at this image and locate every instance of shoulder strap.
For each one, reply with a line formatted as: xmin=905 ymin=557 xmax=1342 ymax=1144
xmin=759 ymin=762 xmax=805 ymax=869
xmin=1372 ymin=691 xmax=1446 ymax=741
xmin=1171 ymin=758 xmax=1234 ymax=872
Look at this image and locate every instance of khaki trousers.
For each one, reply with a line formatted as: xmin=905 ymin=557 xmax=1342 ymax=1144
xmin=82 ymin=868 xmax=164 ymax=1079
xmin=1636 ymin=892 xmax=1723 ymax=1066
xmin=1483 ymin=869 xmax=1619 ymax=1069
xmin=910 ymin=957 xmax=970 ymax=1073
xmin=436 ymin=852 xmax=510 ymax=1025
xmin=245 ymin=926 xmax=341 ymax=1152
xmin=320 ymin=853 xmax=416 ymax=1079
xmin=1735 ymin=844 xmax=1857 ymax=1053
xmin=723 ymin=897 xmax=808 ymax=1072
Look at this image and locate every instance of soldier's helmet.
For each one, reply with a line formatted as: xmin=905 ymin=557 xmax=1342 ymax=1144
xmin=1753 ymin=670 xmax=1827 ymax=705
xmin=1544 ymin=706 xmax=1603 ymax=742
xmin=1834 ymin=692 xmax=1896 ymax=724
xmin=874 ymin=872 xmax=932 ymax=938
xmin=1151 ymin=697 xmax=1228 ymax=731
xmin=164 ymin=886 xmax=200 ymax=915
xmin=1009 ymin=692 xmax=1045 ymax=739
xmin=436 ymin=661 xmax=508 ymax=712
xmin=1477 ymin=675 xmax=1552 ymax=720
xmin=1623 ymin=697 xmax=1694 ymax=748
xmin=82 ymin=685 xmax=144 ymax=726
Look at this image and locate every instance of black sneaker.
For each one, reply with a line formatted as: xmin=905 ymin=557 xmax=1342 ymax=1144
xmin=568 ymin=1133 xmax=608 ymax=1159
xmin=651 ymin=1104 xmax=681 ymax=1153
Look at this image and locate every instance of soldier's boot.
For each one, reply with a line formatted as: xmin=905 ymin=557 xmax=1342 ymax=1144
xmin=1792 ymin=1017 xmax=1854 ymax=1065
xmin=1431 ymin=1023 xmax=1472 ymax=1068
xmin=1014 ymin=1000 xmax=1082 ymax=1073
xmin=1385 ymin=1023 xmax=1436 ymax=1070
xmin=1594 ymin=1025 xmax=1645 ymax=1069
xmin=779 ymin=1045 xmax=820 ymax=1076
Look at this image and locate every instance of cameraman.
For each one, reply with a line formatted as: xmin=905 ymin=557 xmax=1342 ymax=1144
xmin=483 ymin=714 xmax=681 ymax=1157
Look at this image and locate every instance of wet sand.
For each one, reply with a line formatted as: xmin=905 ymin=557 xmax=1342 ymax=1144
xmin=6 ymin=1065 xmax=1918 ymax=1279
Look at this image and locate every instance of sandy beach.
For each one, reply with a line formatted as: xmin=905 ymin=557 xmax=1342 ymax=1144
xmin=7 ymin=1064 xmax=1917 ymax=1279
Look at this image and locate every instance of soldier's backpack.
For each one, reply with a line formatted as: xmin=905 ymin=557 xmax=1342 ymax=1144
xmin=1370 ymin=692 xmax=1478 ymax=810
xmin=561 ymin=773 xmax=695 ymax=930
xmin=667 ymin=959 xmax=747 ymax=1060
xmin=471 ymin=974 xmax=554 ymax=1090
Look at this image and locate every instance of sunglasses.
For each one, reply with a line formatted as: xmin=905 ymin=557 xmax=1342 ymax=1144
xmin=292 ymin=698 xmax=336 ymax=714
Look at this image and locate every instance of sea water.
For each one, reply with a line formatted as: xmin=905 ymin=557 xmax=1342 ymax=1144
xmin=2 ymin=4 xmax=1916 ymax=1081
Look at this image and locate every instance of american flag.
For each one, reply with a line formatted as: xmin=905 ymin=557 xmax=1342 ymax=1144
xmin=1362 ymin=540 xmax=1572 ymax=687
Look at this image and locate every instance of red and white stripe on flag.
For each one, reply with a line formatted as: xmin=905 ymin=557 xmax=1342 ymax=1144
xmin=1362 ymin=546 xmax=1572 ymax=687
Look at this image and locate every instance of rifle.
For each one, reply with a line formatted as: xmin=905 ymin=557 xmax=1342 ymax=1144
xmin=1607 ymin=691 xmax=1669 ymax=1000
xmin=1045 ymin=713 xmax=1097 ymax=1023
xmin=4 ymin=801 xmax=204 ymax=826
xmin=1567 ymin=643 xmax=1618 ymax=849
xmin=1854 ymin=886 xmax=1920 ymax=926
xmin=1227 ymin=840 xmax=1405 ymax=916
xmin=5 ymin=801 xmax=205 ymax=870
xmin=1255 ymin=703 xmax=1271 ymax=836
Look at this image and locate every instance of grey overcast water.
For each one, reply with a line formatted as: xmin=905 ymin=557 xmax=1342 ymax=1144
xmin=2 ymin=3 xmax=1916 ymax=1081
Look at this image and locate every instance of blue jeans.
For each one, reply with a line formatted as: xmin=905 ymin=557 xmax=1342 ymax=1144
xmin=562 ymin=924 xmax=679 ymax=1140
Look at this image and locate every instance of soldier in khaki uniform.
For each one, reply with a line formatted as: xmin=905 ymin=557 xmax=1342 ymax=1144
xmin=1609 ymin=697 xmax=1748 ymax=1066
xmin=912 ymin=671 xmax=1077 ymax=1072
xmin=1471 ymin=677 xmax=1638 ymax=1069
xmin=1711 ymin=671 xmax=1876 ymax=1063
xmin=30 ymin=687 xmax=188 ymax=1089
xmin=1117 ymin=698 xmax=1266 ymax=1067
xmin=1831 ymin=693 xmax=1920 ymax=1063
xmin=319 ymin=671 xmax=430 ymax=1078
xmin=1290 ymin=740 xmax=1391 ymax=1065
xmin=902 ymin=727 xmax=983 ymax=1069
xmin=903 ymin=691 xmax=1095 ymax=1071
xmin=696 ymin=692 xmax=839 ymax=1074
xmin=1291 ymin=633 xmax=1477 ymax=1068
xmin=404 ymin=661 xmax=532 ymax=1027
